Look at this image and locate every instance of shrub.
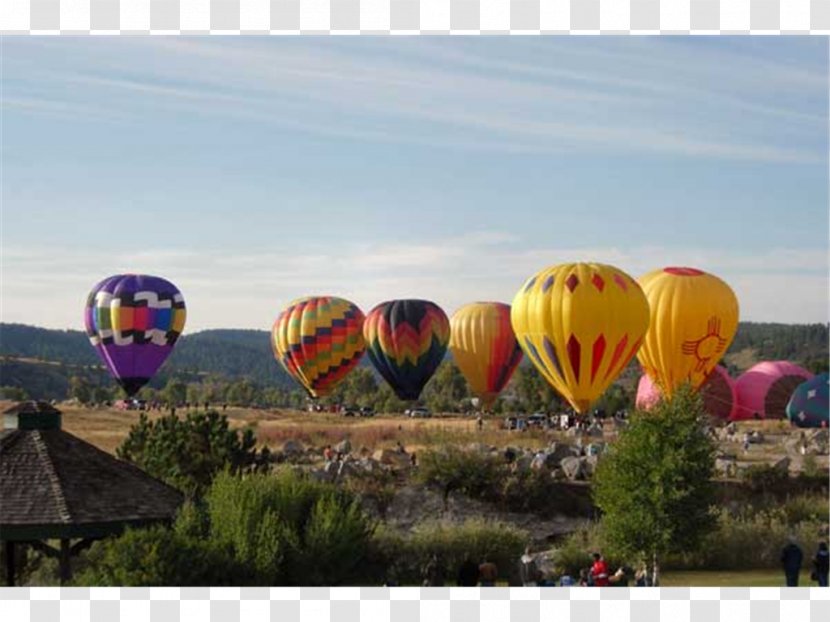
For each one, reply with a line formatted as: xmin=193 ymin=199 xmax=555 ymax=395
xmin=74 ymin=525 xmax=248 ymax=586
xmin=666 ymin=507 xmax=829 ymax=570
xmin=414 ymin=446 xmax=504 ymax=507
xmin=117 ymin=410 xmax=270 ymax=497
xmin=371 ymin=519 xmax=528 ymax=586
xmin=206 ymin=470 xmax=376 ymax=586
xmin=74 ymin=470 xmax=377 ymax=586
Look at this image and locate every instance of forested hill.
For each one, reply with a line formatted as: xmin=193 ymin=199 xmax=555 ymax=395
xmin=1 ymin=321 xmax=827 ymax=390
xmin=0 ymin=324 xmax=292 ymax=388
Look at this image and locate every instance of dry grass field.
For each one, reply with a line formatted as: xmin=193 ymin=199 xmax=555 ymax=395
xmin=12 ymin=401 xmax=566 ymax=456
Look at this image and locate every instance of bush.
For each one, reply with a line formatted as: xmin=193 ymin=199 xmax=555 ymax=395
xmin=371 ymin=519 xmax=528 ymax=586
xmin=206 ymin=470 xmax=377 ymax=586
xmin=666 ymin=507 xmax=829 ymax=570
xmin=74 ymin=525 xmax=248 ymax=586
xmin=117 ymin=410 xmax=270 ymax=497
xmin=74 ymin=470 xmax=377 ymax=586
xmin=415 ymin=446 xmax=504 ymax=507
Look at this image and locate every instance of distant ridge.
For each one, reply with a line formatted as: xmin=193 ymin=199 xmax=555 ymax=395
xmin=1 ymin=322 xmax=827 ymax=400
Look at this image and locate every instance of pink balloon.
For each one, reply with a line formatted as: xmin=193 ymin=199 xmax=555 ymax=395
xmin=734 ymin=361 xmax=813 ymax=421
xmin=636 ymin=365 xmax=737 ymax=420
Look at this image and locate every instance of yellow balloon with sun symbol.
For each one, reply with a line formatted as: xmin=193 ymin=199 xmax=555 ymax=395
xmin=511 ymin=263 xmax=650 ymax=414
xmin=636 ymin=267 xmax=739 ymax=397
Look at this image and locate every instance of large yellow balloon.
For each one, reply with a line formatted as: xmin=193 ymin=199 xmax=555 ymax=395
xmin=449 ymin=302 xmax=523 ymax=409
xmin=636 ymin=267 xmax=739 ymax=396
xmin=511 ymin=263 xmax=650 ymax=413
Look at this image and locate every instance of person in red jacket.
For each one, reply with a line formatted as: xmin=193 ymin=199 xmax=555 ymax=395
xmin=590 ymin=553 xmax=610 ymax=587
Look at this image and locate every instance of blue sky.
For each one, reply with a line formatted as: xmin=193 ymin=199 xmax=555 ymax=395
xmin=2 ymin=36 xmax=827 ymax=330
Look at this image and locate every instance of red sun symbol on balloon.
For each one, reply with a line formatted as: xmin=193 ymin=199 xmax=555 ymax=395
xmin=681 ymin=316 xmax=728 ymax=372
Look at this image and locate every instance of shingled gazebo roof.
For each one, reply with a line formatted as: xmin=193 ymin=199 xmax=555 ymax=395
xmin=1 ymin=402 xmax=183 ymax=541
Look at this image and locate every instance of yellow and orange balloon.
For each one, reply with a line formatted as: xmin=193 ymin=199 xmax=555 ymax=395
xmin=271 ymin=296 xmax=366 ymax=398
xmin=449 ymin=302 xmax=523 ymax=409
xmin=511 ymin=263 xmax=650 ymax=413
xmin=636 ymin=267 xmax=739 ymax=397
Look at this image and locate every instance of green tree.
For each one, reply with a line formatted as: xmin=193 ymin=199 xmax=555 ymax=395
xmin=116 ymin=410 xmax=269 ymax=497
xmin=422 ymin=362 xmax=469 ymax=413
xmin=0 ymin=386 xmax=29 ymax=400
xmin=592 ymin=385 xmax=717 ymax=585
xmin=69 ymin=376 xmax=92 ymax=404
xmin=162 ymin=379 xmax=187 ymax=406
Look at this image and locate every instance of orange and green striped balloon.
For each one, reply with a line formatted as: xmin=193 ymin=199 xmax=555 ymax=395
xmin=364 ymin=299 xmax=450 ymax=401
xmin=271 ymin=296 xmax=366 ymax=398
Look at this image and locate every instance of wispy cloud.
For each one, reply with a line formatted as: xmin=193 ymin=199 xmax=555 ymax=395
xmin=3 ymin=235 xmax=827 ymax=331
xmin=4 ymin=37 xmax=826 ymax=163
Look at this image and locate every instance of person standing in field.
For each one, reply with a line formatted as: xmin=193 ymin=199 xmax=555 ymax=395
xmin=478 ymin=558 xmax=498 ymax=587
xmin=518 ymin=547 xmax=540 ymax=586
xmin=476 ymin=414 xmax=483 ymax=432
xmin=812 ymin=542 xmax=829 ymax=587
xmin=590 ymin=553 xmax=610 ymax=587
xmin=781 ymin=537 xmax=804 ymax=587
xmin=457 ymin=558 xmax=479 ymax=587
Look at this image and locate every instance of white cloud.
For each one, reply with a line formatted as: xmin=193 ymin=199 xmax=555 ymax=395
xmin=5 ymin=38 xmax=826 ymax=163
xmin=3 ymin=237 xmax=826 ymax=331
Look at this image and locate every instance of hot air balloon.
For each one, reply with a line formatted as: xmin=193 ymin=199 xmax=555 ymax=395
xmin=449 ymin=302 xmax=523 ymax=409
xmin=363 ymin=299 xmax=450 ymax=401
xmin=511 ymin=263 xmax=650 ymax=414
xmin=271 ymin=296 xmax=366 ymax=399
xmin=84 ymin=274 xmax=186 ymax=397
xmin=636 ymin=365 xmax=737 ymax=420
xmin=734 ymin=361 xmax=813 ymax=420
xmin=786 ymin=373 xmax=829 ymax=428
xmin=636 ymin=267 xmax=739 ymax=396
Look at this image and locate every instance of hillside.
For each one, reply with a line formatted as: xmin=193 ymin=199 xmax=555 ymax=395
xmin=1 ymin=322 xmax=827 ymax=401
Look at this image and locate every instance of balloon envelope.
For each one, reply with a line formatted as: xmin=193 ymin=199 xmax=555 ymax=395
xmin=364 ymin=299 xmax=450 ymax=401
xmin=449 ymin=302 xmax=523 ymax=408
xmin=734 ymin=361 xmax=813 ymax=420
xmin=84 ymin=274 xmax=186 ymax=397
xmin=636 ymin=365 xmax=737 ymax=420
xmin=636 ymin=267 xmax=739 ymax=396
xmin=786 ymin=373 xmax=829 ymax=428
xmin=511 ymin=263 xmax=650 ymax=414
xmin=271 ymin=296 xmax=366 ymax=399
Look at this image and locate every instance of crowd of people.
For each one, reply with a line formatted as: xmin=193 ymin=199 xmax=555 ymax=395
xmin=410 ymin=539 xmax=830 ymax=587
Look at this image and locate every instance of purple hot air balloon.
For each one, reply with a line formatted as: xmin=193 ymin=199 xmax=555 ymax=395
xmin=84 ymin=274 xmax=186 ymax=397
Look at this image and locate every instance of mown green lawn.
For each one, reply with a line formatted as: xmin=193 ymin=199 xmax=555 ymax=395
xmin=660 ymin=569 xmax=816 ymax=587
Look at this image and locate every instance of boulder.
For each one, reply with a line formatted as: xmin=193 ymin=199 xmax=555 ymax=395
xmin=585 ymin=424 xmax=604 ymax=438
xmin=561 ymin=456 xmax=587 ymax=481
xmin=282 ymin=439 xmax=305 ymax=455
xmin=335 ymin=439 xmax=352 ymax=455
xmin=547 ymin=442 xmax=581 ymax=464
xmin=373 ymin=448 xmax=411 ymax=468
xmin=584 ymin=455 xmax=599 ymax=476
xmin=749 ymin=431 xmax=764 ymax=444
xmin=770 ymin=456 xmax=791 ymax=472
xmin=358 ymin=457 xmax=380 ymax=472
xmin=337 ymin=460 xmax=357 ymax=479
xmin=467 ymin=442 xmax=490 ymax=454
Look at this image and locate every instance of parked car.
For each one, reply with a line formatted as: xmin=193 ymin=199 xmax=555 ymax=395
xmin=527 ymin=414 xmax=549 ymax=428
xmin=408 ymin=407 xmax=432 ymax=419
xmin=342 ymin=405 xmax=359 ymax=417
xmin=359 ymin=406 xmax=375 ymax=417
xmin=504 ymin=416 xmax=527 ymax=431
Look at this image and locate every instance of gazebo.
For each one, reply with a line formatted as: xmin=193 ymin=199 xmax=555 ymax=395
xmin=1 ymin=401 xmax=183 ymax=586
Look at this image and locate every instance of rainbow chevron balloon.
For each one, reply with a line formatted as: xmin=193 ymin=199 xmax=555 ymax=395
xmin=271 ymin=296 xmax=366 ymax=398
xmin=363 ymin=299 xmax=450 ymax=401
